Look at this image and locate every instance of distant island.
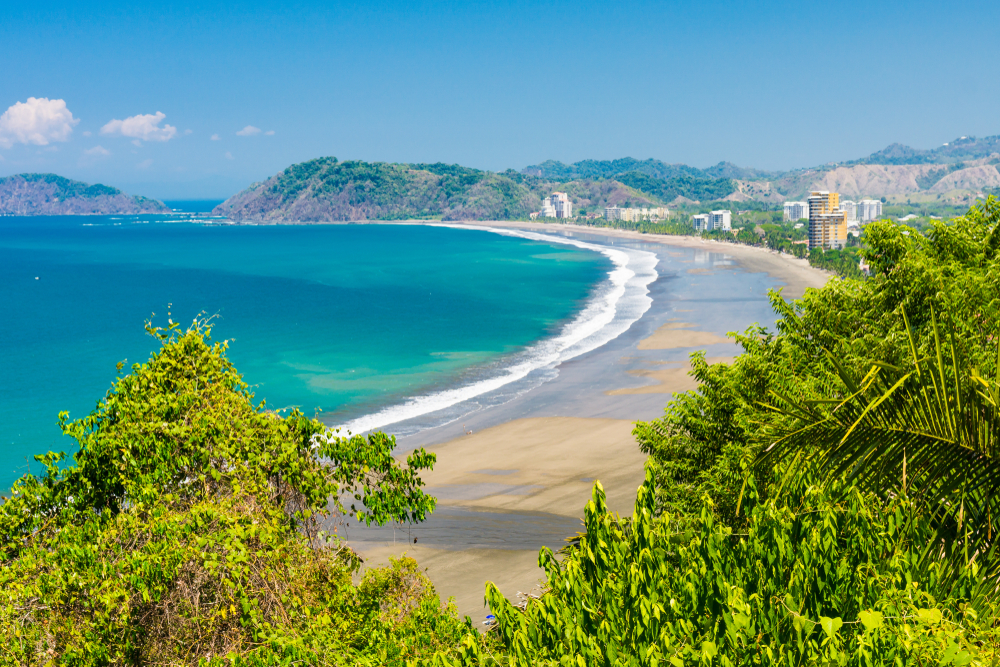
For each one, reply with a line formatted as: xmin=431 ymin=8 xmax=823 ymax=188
xmin=214 ymin=135 xmax=1000 ymax=223
xmin=0 ymin=173 xmax=169 ymax=216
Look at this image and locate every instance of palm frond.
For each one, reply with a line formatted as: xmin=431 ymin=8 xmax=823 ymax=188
xmin=758 ymin=306 xmax=1000 ymax=580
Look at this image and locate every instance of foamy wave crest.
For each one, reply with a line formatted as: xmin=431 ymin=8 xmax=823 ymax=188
xmin=335 ymin=225 xmax=658 ymax=435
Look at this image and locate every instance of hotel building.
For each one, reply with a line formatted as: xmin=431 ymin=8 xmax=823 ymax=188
xmin=808 ymin=190 xmax=847 ymax=250
xmin=605 ymin=206 xmax=670 ymax=222
xmin=537 ymin=192 xmax=573 ymax=219
xmin=783 ymin=201 xmax=809 ymax=221
xmin=858 ymin=199 xmax=883 ymax=223
xmin=693 ymin=210 xmax=732 ymax=232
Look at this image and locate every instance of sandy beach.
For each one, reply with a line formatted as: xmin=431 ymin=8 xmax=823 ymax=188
xmin=346 ymin=221 xmax=832 ymax=620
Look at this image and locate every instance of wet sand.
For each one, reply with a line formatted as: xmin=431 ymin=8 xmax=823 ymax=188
xmin=346 ymin=221 xmax=832 ymax=620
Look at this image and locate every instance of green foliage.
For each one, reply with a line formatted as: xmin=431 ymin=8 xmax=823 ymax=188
xmin=616 ymin=171 xmax=736 ymax=203
xmin=808 ymin=246 xmax=864 ymax=278
xmin=0 ymin=320 xmax=464 ymax=665
xmin=635 ymin=199 xmax=1000 ymax=527
xmin=423 ymin=469 xmax=998 ymax=665
xmin=7 ymin=173 xmax=123 ymax=199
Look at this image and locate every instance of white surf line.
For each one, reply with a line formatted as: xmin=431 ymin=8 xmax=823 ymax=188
xmin=333 ymin=223 xmax=658 ymax=435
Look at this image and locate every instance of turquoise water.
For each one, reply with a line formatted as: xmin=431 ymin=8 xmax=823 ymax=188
xmin=0 ymin=216 xmax=610 ymax=488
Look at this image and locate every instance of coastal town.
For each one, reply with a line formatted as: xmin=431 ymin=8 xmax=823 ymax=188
xmin=530 ymin=186 xmax=887 ymax=252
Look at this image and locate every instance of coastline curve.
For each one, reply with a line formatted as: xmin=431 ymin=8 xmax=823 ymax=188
xmin=333 ymin=224 xmax=658 ymax=436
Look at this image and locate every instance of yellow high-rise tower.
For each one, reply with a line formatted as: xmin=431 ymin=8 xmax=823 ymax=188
xmin=808 ymin=191 xmax=847 ymax=250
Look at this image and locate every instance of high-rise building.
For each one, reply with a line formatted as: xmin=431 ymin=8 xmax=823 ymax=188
xmin=808 ymin=190 xmax=847 ymax=250
xmin=692 ymin=210 xmax=732 ymax=232
xmin=839 ymin=200 xmax=858 ymax=223
xmin=708 ymin=210 xmax=732 ymax=231
xmin=783 ymin=201 xmax=809 ymax=221
xmin=539 ymin=192 xmax=573 ymax=219
xmin=858 ymin=199 xmax=883 ymax=223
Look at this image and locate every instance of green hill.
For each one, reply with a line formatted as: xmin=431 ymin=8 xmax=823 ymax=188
xmin=0 ymin=173 xmax=168 ymax=215
xmin=213 ymin=158 xmax=674 ymax=222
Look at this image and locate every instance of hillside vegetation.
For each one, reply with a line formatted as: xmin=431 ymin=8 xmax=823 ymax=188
xmin=0 ymin=173 xmax=168 ymax=215
xmin=213 ymin=135 xmax=1000 ymax=224
xmin=213 ymin=158 xmax=677 ymax=222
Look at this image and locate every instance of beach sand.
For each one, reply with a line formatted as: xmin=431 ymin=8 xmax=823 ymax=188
xmin=351 ymin=417 xmax=645 ymax=618
xmin=348 ymin=221 xmax=832 ymax=620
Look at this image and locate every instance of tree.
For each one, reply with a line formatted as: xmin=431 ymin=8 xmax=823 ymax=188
xmin=0 ymin=319 xmax=467 ymax=665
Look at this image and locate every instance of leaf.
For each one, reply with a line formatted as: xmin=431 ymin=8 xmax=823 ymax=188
xmin=858 ymin=610 xmax=883 ymax=631
xmin=701 ymin=640 xmax=717 ymax=658
xmin=916 ymin=607 xmax=942 ymax=625
xmin=819 ymin=616 xmax=842 ymax=638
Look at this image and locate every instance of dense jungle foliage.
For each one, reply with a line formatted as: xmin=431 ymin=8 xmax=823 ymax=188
xmin=0 ymin=321 xmax=472 ymax=665
xmin=6 ymin=200 xmax=1000 ymax=664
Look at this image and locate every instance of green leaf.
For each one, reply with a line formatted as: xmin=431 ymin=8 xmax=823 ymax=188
xmin=858 ymin=610 xmax=883 ymax=631
xmin=819 ymin=616 xmax=842 ymax=638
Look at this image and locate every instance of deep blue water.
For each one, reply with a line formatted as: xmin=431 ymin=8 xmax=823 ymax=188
xmin=0 ymin=216 xmax=609 ymax=488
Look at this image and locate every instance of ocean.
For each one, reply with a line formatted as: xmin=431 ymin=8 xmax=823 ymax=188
xmin=0 ymin=211 xmax=656 ymax=489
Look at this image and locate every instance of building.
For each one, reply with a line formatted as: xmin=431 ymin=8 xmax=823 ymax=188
xmin=604 ymin=206 xmax=669 ymax=221
xmin=708 ymin=210 xmax=732 ymax=231
xmin=783 ymin=201 xmax=809 ymax=221
xmin=538 ymin=192 xmax=572 ymax=219
xmin=858 ymin=199 xmax=883 ymax=223
xmin=807 ymin=190 xmax=847 ymax=250
xmin=692 ymin=210 xmax=731 ymax=232
xmin=839 ymin=200 xmax=858 ymax=223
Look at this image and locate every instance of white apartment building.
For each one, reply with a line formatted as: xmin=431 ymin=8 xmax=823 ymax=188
xmin=708 ymin=210 xmax=732 ymax=231
xmin=839 ymin=200 xmax=858 ymax=223
xmin=604 ymin=206 xmax=669 ymax=222
xmin=693 ymin=210 xmax=731 ymax=232
xmin=783 ymin=201 xmax=809 ymax=221
xmin=538 ymin=192 xmax=573 ymax=219
xmin=858 ymin=199 xmax=883 ymax=223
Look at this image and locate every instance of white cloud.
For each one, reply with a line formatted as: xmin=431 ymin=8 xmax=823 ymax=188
xmin=236 ymin=125 xmax=261 ymax=136
xmin=83 ymin=130 xmax=92 ymax=137
xmin=137 ymin=158 xmax=153 ymax=169
xmin=131 ymin=139 xmax=142 ymax=147
xmin=224 ymin=151 xmax=234 ymax=160
xmin=101 ymin=111 xmax=177 ymax=143
xmin=0 ymin=97 xmax=79 ymax=149
xmin=210 ymin=133 xmax=220 ymax=141
xmin=184 ymin=129 xmax=192 ymax=135
xmin=265 ymin=130 xmax=275 ymax=136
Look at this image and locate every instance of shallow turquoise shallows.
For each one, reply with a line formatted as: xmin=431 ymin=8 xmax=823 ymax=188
xmin=0 ymin=217 xmax=609 ymax=488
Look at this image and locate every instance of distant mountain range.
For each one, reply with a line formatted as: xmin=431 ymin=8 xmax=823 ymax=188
xmin=5 ymin=136 xmax=1000 ymax=220
xmin=214 ymin=135 xmax=1000 ymax=222
xmin=0 ymin=174 xmax=168 ymax=216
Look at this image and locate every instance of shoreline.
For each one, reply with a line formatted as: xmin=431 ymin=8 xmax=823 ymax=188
xmin=339 ymin=220 xmax=832 ymax=619
xmin=422 ymin=220 xmax=832 ymax=301
xmin=239 ymin=217 xmax=833 ymax=300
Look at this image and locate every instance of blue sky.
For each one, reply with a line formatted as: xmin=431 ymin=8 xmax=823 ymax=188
xmin=1 ymin=0 xmax=999 ymax=199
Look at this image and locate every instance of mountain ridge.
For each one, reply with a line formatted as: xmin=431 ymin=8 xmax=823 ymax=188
xmin=0 ymin=174 xmax=169 ymax=215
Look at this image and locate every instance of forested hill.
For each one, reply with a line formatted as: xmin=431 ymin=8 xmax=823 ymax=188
xmin=0 ymin=174 xmax=169 ymax=215
xmin=213 ymin=158 xmax=685 ymax=222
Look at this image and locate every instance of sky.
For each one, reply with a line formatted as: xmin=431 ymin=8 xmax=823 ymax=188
xmin=2 ymin=0 xmax=1000 ymax=199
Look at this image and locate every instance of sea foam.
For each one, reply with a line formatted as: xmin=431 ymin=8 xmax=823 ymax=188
xmin=335 ymin=225 xmax=658 ymax=435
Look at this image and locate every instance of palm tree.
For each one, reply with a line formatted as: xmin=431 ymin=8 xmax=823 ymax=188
xmin=759 ymin=308 xmax=1000 ymax=586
